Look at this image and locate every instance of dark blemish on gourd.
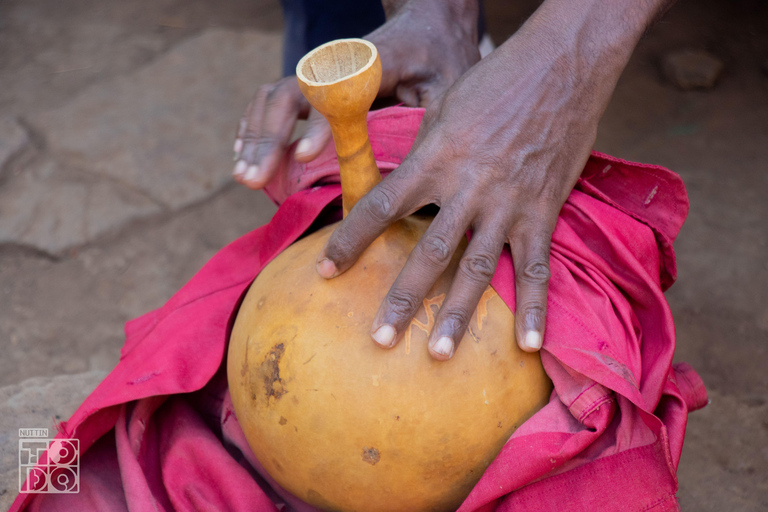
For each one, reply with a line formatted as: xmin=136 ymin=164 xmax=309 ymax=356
xmin=279 ymin=416 xmax=288 ymax=425
xmin=490 ymin=349 xmax=497 ymax=356
xmin=468 ymin=326 xmax=480 ymax=343
xmin=304 ymin=353 xmax=316 ymax=365
xmin=497 ymin=422 xmax=502 ymax=428
xmin=241 ymin=336 xmax=250 ymax=378
xmin=259 ymin=343 xmax=287 ymax=402
xmin=519 ymin=360 xmax=525 ymax=368
xmin=362 ymin=447 xmax=380 ymax=465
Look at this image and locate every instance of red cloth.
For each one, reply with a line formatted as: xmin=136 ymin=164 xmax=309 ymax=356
xmin=12 ymin=107 xmax=707 ymax=512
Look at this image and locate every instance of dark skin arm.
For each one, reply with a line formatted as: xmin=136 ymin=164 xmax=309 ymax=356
xmin=235 ymin=0 xmax=675 ymax=359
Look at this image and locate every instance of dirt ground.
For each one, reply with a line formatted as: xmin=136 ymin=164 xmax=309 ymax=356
xmin=0 ymin=0 xmax=766 ymax=510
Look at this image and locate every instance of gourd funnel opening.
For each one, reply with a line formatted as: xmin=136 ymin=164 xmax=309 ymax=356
xmin=297 ymin=39 xmax=376 ymax=86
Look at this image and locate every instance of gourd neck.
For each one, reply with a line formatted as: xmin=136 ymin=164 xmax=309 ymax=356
xmin=326 ymin=113 xmax=382 ymax=217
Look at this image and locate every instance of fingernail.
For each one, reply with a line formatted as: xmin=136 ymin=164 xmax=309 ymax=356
xmin=295 ymin=138 xmax=312 ymax=156
xmin=372 ymin=324 xmax=396 ymax=347
xmin=244 ymin=165 xmax=260 ymax=182
xmin=524 ymin=331 xmax=542 ymax=350
xmin=233 ymin=160 xmax=247 ymax=177
xmin=316 ymin=258 xmax=338 ymax=278
xmin=233 ymin=138 xmax=243 ymax=154
xmin=433 ymin=336 xmax=454 ymax=357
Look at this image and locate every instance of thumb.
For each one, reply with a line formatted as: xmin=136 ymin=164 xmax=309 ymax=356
xmin=295 ymin=107 xmax=331 ymax=162
xmin=511 ymin=232 xmax=552 ymax=353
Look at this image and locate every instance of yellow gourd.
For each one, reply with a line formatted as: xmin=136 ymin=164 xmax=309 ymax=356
xmin=227 ymin=39 xmax=552 ymax=512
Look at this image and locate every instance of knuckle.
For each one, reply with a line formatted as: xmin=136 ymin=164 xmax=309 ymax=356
xmin=439 ymin=308 xmax=471 ymax=334
xmin=419 ymin=233 xmax=453 ymax=266
xmin=363 ymin=186 xmax=399 ymax=224
xmin=325 ymin=230 xmax=356 ymax=264
xmin=520 ymin=303 xmax=547 ymax=325
xmin=385 ymin=290 xmax=422 ymax=319
xmin=519 ymin=258 xmax=551 ymax=285
xmin=264 ymin=83 xmax=282 ymax=103
xmin=255 ymin=84 xmax=275 ymax=103
xmin=460 ymin=251 xmax=497 ymax=282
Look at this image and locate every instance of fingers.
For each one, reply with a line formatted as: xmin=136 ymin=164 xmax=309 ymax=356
xmin=427 ymin=230 xmax=504 ymax=360
xmin=510 ymin=228 xmax=553 ymax=353
xmin=370 ymin=204 xmax=470 ymax=349
xmin=294 ymin=108 xmax=331 ymax=163
xmin=233 ymin=78 xmax=309 ymax=189
xmin=317 ymin=161 xmax=425 ymax=279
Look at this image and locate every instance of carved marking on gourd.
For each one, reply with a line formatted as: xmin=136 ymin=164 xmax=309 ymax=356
xmin=475 ymin=288 xmax=496 ymax=328
xmin=402 ymin=288 xmax=496 ymax=353
xmin=404 ymin=294 xmax=445 ymax=354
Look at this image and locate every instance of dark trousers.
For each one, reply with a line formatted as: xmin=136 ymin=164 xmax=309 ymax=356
xmin=280 ymin=0 xmax=486 ymax=77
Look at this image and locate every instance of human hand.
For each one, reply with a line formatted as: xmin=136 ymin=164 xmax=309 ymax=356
xmin=232 ymin=0 xmax=480 ymax=189
xmin=316 ymin=0 xmax=656 ymax=359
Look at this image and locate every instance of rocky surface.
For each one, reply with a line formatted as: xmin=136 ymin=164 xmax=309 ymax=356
xmin=678 ymin=390 xmax=768 ymax=510
xmin=0 ymin=371 xmax=107 ymax=511
xmin=28 ymin=30 xmax=281 ymax=213
xmin=0 ymin=156 xmax=161 ymax=253
xmin=3 ymin=29 xmax=281 ymax=256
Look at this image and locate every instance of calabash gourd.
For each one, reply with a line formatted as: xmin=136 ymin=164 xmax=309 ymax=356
xmin=228 ymin=39 xmax=553 ymax=512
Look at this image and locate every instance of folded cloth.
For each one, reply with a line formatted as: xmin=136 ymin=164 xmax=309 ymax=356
xmin=12 ymin=106 xmax=707 ymax=512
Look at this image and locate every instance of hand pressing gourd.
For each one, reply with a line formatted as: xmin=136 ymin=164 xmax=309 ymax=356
xmin=233 ymin=0 xmax=674 ymax=360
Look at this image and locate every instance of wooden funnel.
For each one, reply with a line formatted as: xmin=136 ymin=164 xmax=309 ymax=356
xmin=296 ymin=38 xmax=382 ymax=216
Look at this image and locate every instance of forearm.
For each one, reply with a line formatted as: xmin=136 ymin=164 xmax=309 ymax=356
xmin=497 ymin=0 xmax=676 ymax=117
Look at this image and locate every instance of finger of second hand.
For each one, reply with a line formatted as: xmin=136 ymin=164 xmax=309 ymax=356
xmin=371 ymin=208 xmax=469 ymax=348
xmin=428 ymin=232 xmax=504 ymax=360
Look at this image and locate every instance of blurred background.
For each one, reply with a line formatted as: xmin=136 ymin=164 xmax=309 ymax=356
xmin=0 ymin=0 xmax=766 ymax=509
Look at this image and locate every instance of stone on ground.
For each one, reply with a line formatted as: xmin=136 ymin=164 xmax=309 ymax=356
xmin=662 ymin=49 xmax=724 ymax=90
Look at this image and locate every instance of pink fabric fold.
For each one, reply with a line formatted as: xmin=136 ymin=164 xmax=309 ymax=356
xmin=13 ymin=106 xmax=706 ymax=512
